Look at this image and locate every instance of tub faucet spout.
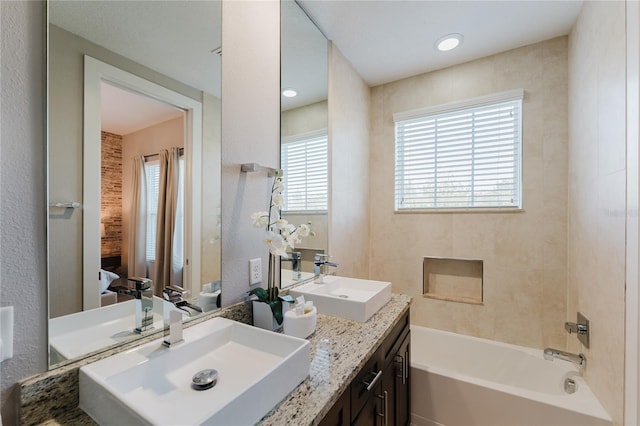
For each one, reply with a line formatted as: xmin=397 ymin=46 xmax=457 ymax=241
xmin=543 ymin=347 xmax=586 ymax=368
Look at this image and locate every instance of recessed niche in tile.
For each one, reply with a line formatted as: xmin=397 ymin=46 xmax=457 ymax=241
xmin=423 ymin=257 xmax=483 ymax=305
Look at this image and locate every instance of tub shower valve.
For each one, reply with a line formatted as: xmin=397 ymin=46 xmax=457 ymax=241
xmin=565 ymin=312 xmax=589 ymax=348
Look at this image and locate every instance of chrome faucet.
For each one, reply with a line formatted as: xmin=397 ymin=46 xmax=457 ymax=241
xmin=163 ymin=308 xmax=183 ymax=347
xmin=163 ymin=285 xmax=202 ymax=317
xmin=543 ymin=348 xmax=586 ymax=368
xmin=314 ymin=253 xmax=339 ymax=283
xmin=129 ymin=277 xmax=154 ymax=334
xmin=282 ymin=251 xmax=302 ymax=280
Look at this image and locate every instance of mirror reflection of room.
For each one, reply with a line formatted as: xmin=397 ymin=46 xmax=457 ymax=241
xmin=99 ymin=83 xmax=186 ymax=306
xmin=46 ymin=0 xmax=222 ymax=368
xmin=280 ymin=0 xmax=329 ymax=287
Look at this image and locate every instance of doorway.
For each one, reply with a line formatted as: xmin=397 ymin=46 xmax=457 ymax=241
xmin=83 ymin=56 xmax=202 ymax=311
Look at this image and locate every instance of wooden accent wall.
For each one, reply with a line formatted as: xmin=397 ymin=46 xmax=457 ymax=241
xmin=101 ymin=131 xmax=123 ymax=258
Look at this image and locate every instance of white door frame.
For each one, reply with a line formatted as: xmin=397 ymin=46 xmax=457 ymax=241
xmin=625 ymin=1 xmax=640 ymax=424
xmin=83 ymin=55 xmax=202 ymax=310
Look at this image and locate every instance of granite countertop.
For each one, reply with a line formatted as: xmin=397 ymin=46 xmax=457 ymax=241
xmin=29 ymin=294 xmax=411 ymax=426
xmin=259 ymin=293 xmax=411 ymax=425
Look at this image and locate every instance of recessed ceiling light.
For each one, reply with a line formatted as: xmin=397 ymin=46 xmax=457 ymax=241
xmin=435 ymin=33 xmax=463 ymax=52
xmin=282 ymin=88 xmax=298 ymax=98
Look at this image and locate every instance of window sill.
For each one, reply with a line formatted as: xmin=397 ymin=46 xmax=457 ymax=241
xmin=395 ymin=207 xmax=524 ymax=214
xmin=282 ymin=210 xmax=328 ymax=215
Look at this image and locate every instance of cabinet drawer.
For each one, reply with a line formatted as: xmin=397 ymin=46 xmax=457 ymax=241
xmin=350 ymin=346 xmax=384 ymax=422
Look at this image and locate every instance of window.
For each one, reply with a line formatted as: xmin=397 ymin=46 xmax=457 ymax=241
xmin=394 ymin=89 xmax=523 ymax=211
xmin=145 ymin=160 xmax=159 ymax=261
xmin=281 ymin=131 xmax=328 ymax=212
xmin=144 ymin=155 xmax=184 ymax=262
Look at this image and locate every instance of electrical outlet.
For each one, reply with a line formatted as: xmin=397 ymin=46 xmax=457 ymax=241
xmin=249 ymin=258 xmax=262 ymax=285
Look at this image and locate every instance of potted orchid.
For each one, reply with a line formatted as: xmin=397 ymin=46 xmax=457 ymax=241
xmin=249 ymin=171 xmax=313 ymax=328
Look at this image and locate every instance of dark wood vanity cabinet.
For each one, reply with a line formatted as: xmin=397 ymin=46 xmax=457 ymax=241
xmin=321 ymin=388 xmax=351 ymax=426
xmin=320 ymin=311 xmax=410 ymax=426
xmin=386 ymin=329 xmax=410 ymax=426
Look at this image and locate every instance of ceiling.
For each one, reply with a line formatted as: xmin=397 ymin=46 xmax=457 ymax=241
xmin=49 ymin=0 xmax=221 ymax=134
xmin=298 ymin=0 xmax=583 ymax=87
xmin=49 ymin=0 xmax=584 ymax=132
xmin=49 ymin=0 xmax=222 ymax=96
xmin=101 ymin=83 xmax=183 ymax=135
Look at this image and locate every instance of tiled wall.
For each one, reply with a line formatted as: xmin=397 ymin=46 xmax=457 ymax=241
xmin=369 ymin=37 xmax=569 ymax=350
xmin=567 ymin=2 xmax=626 ymax=424
xmin=100 ymin=131 xmax=123 ymax=258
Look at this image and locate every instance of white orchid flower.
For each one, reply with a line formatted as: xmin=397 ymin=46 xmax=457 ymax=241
xmin=272 ymin=193 xmax=284 ymax=208
xmin=297 ymin=223 xmax=311 ymax=237
xmin=274 ymin=219 xmax=289 ymax=230
xmin=265 ymin=231 xmax=288 ymax=257
xmin=251 ymin=211 xmax=269 ymax=228
xmin=251 ymin=176 xmax=314 ymax=263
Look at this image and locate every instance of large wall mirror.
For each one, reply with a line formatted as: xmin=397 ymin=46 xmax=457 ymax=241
xmin=47 ymin=0 xmax=222 ymax=368
xmin=280 ymin=0 xmax=329 ymax=287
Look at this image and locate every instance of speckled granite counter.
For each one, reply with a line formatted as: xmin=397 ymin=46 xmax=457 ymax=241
xmin=259 ymin=293 xmax=411 ymax=425
xmin=19 ymin=303 xmax=253 ymax=426
xmin=20 ymin=294 xmax=410 ymax=426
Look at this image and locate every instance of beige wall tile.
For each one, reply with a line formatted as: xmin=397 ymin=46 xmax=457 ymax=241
xmin=567 ymin=2 xmax=626 ymax=424
xmin=329 ymin=45 xmax=371 ymax=279
xmin=369 ymin=37 xmax=569 ymax=351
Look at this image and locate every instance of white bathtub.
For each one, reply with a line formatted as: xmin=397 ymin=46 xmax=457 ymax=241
xmin=410 ymin=325 xmax=612 ymax=426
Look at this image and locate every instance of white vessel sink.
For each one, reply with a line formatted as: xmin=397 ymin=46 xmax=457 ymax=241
xmin=289 ymin=276 xmax=392 ymax=322
xmin=49 ymin=296 xmax=170 ymax=362
xmin=79 ymin=317 xmax=310 ymax=425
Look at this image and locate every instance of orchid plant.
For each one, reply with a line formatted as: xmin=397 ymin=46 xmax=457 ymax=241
xmin=249 ymin=171 xmax=313 ymax=325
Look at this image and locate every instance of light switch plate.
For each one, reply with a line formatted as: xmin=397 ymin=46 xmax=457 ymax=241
xmin=0 ymin=306 xmax=14 ymax=362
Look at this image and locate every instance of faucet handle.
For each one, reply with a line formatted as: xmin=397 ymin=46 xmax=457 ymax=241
xmin=314 ymin=253 xmax=329 ymax=263
xmin=128 ymin=277 xmax=152 ymax=291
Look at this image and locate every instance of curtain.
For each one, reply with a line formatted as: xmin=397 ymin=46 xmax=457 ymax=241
xmin=128 ymin=156 xmax=147 ymax=278
xmin=154 ymin=148 xmax=181 ymax=295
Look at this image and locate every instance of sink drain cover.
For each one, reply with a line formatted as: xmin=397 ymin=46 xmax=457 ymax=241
xmin=192 ymin=369 xmax=218 ymax=390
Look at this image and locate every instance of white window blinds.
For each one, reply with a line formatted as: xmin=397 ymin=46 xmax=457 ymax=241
xmin=144 ymin=155 xmax=185 ymax=263
xmin=281 ymin=132 xmax=328 ymax=212
xmin=394 ymin=91 xmax=523 ymax=211
xmin=145 ymin=160 xmax=160 ymax=261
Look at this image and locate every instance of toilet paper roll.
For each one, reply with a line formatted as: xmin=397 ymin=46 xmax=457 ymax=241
xmin=199 ymin=290 xmax=221 ymax=312
xmin=283 ymin=306 xmax=317 ymax=339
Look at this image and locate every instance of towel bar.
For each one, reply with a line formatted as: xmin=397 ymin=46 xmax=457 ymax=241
xmin=48 ymin=202 xmax=81 ymax=208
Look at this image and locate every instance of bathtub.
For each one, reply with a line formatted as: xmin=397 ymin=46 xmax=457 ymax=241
xmin=410 ymin=325 xmax=612 ymax=426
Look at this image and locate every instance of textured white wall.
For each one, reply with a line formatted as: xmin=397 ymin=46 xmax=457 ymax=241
xmin=0 ymin=1 xmax=48 ymax=424
xmin=0 ymin=1 xmax=280 ymax=424
xmin=220 ymin=0 xmax=280 ymax=306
